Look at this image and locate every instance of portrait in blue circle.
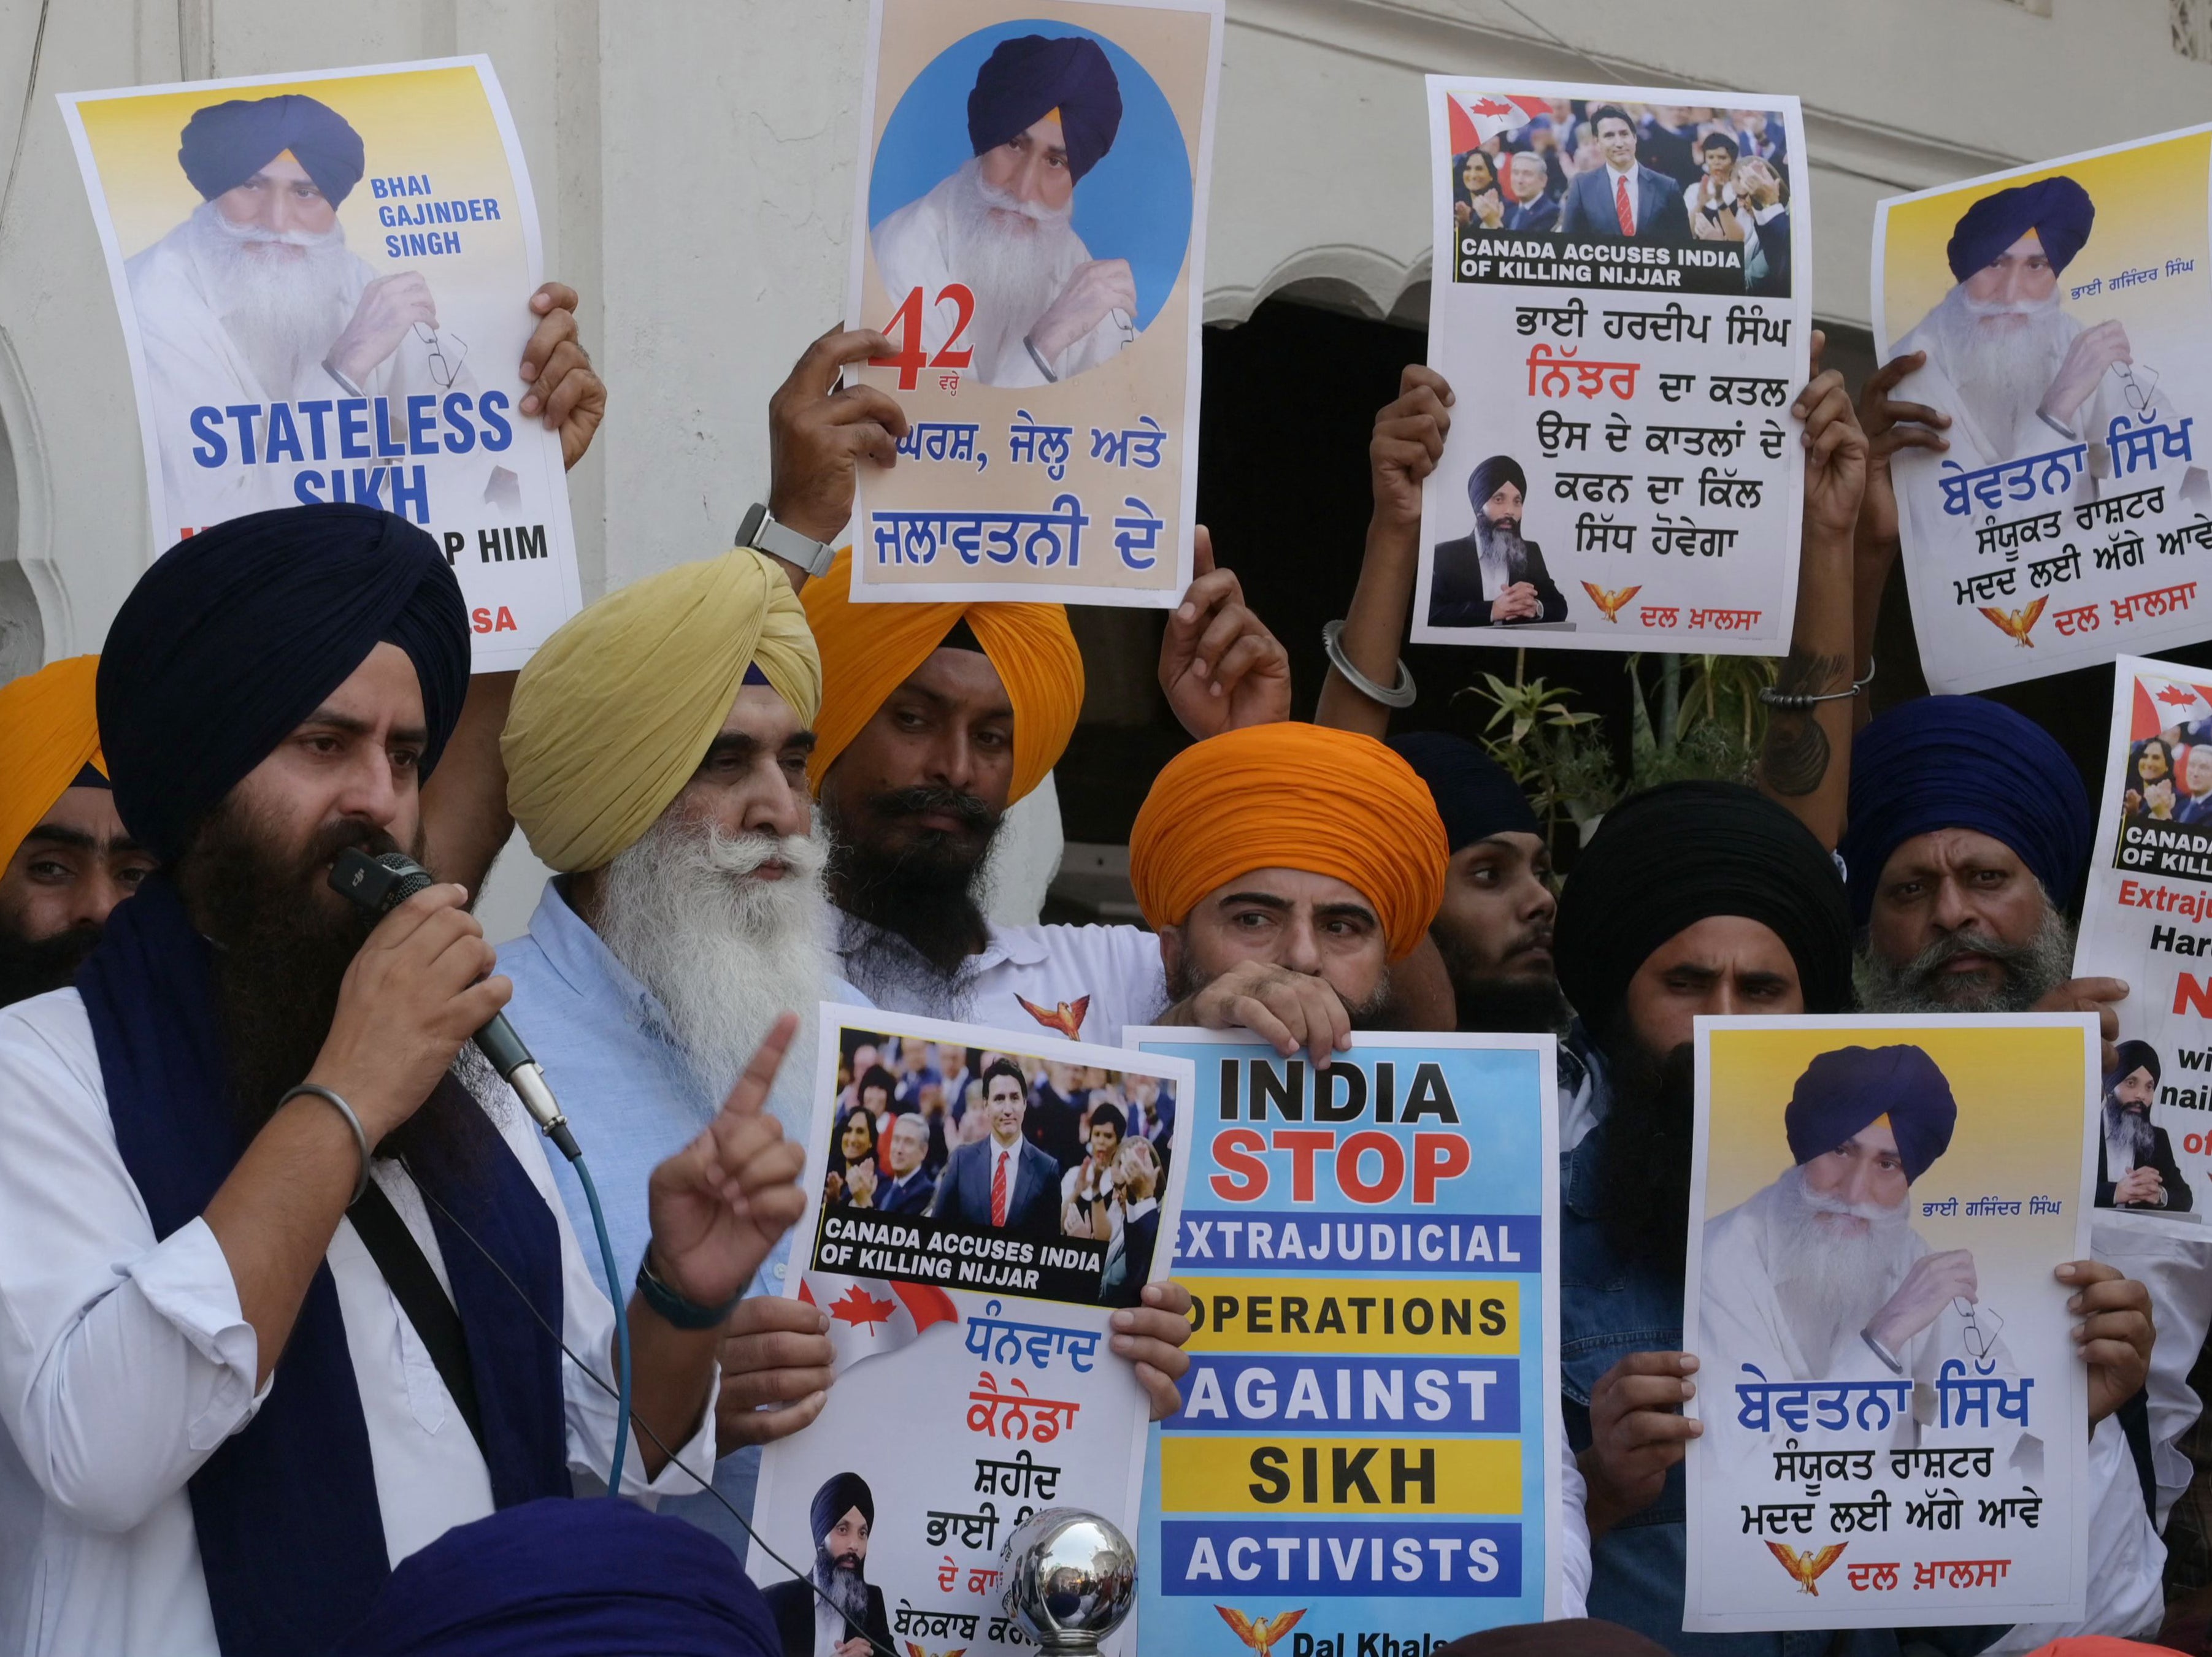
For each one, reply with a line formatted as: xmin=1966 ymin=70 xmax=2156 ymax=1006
xmin=868 ymin=20 xmax=1194 ymax=388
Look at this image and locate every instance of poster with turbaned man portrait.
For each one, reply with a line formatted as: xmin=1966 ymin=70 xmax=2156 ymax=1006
xmin=57 ymin=58 xmax=581 ymax=670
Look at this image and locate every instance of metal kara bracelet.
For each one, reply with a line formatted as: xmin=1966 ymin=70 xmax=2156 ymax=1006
xmin=1323 ymin=619 xmax=1418 ymax=708
xmin=1758 ymin=656 xmax=1876 ymax=713
xmin=280 ymin=1083 xmax=371 ymax=1207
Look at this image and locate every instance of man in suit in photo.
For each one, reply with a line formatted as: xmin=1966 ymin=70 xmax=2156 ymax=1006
xmin=933 ymin=1057 xmax=1062 ymax=1234
xmin=1426 ymin=454 xmax=1570 ymax=629
xmin=2097 ymin=1040 xmax=2193 ymax=1213
xmin=1500 ymin=149 xmax=1561 ymax=232
xmin=876 ymin=1111 xmax=939 ymax=1216
xmin=762 ymin=1472 xmax=894 ymax=1656
xmin=1557 ymin=103 xmax=1692 ymax=242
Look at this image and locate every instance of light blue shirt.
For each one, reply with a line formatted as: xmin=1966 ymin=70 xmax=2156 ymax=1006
xmin=496 ymin=878 xmax=866 ymax=1555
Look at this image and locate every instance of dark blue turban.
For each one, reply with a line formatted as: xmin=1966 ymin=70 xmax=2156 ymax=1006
xmin=1390 ymin=732 xmax=1539 ymax=851
xmin=1945 ymin=175 xmax=2094 ymax=282
xmin=1467 ymin=455 xmax=1528 ymax=513
xmin=1839 ymin=695 xmax=2092 ymax=928
xmin=1783 ymin=1044 xmax=1957 ymax=1184
xmin=810 ymin=1470 xmax=875 ymax=1547
xmin=1555 ymin=781 xmax=1853 ymax=1031
xmin=2110 ymin=1038 xmax=2161 ymax=1088
xmin=332 ymin=1498 xmax=780 ymax=1657
xmin=968 ymin=35 xmax=1123 ymax=184
xmin=179 ymin=94 xmax=366 ymax=208
xmin=98 ymin=504 xmax=469 ymax=864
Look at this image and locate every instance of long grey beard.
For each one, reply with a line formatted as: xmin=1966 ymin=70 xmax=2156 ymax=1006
xmin=1854 ymin=901 xmax=2075 ymax=1014
xmin=813 ymin=1551 xmax=870 ymax=1626
xmin=1473 ymin=513 xmax=1531 ymax=597
xmin=2105 ymin=1094 xmax=2158 ymax=1169
xmin=938 ymin=157 xmax=1086 ymax=364
xmin=1919 ymin=283 xmax=2078 ymax=452
xmin=183 ymin=198 xmax=357 ymax=394
xmin=1756 ymin=1165 xmax=1922 ymax=1373
xmin=594 ymin=816 xmax=831 ymax=1141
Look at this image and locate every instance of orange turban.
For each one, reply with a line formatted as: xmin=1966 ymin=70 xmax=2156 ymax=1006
xmin=802 ymin=548 xmax=1084 ymax=806
xmin=1129 ymin=722 xmax=1448 ymax=960
xmin=0 ymin=656 xmax=106 ymax=873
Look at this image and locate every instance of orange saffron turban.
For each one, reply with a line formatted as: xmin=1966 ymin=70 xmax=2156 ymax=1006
xmin=1129 ymin=722 xmax=1448 ymax=960
xmin=801 ymin=547 xmax=1085 ymax=806
xmin=0 ymin=656 xmax=106 ymax=873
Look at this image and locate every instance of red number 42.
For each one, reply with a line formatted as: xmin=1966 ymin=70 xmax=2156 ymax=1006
xmin=872 ymin=285 xmax=975 ymax=388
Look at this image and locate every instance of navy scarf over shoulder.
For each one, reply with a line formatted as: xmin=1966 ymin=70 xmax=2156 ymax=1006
xmin=78 ymin=876 xmax=572 ymax=1657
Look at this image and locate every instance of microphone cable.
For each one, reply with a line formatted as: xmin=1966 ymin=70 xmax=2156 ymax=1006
xmin=413 ymin=1176 xmax=908 ymax=1657
xmin=565 ymin=1149 xmax=631 ymax=1497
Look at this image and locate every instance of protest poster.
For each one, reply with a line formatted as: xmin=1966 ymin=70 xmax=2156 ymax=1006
xmin=841 ymin=0 xmax=1221 ymax=608
xmin=1414 ymin=85 xmax=1811 ymax=654
xmin=2073 ymin=653 xmax=2212 ymax=1230
xmin=1682 ymin=1016 xmax=2094 ymax=1633
xmin=1873 ymin=128 xmax=2212 ymax=693
xmin=58 ymin=58 xmax=580 ymax=670
xmin=1127 ymin=1028 xmax=1564 ymax=1647
xmin=751 ymin=1005 xmax=1193 ymax=1656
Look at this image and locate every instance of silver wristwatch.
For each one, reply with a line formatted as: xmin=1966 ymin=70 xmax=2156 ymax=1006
xmin=736 ymin=502 xmax=835 ymax=578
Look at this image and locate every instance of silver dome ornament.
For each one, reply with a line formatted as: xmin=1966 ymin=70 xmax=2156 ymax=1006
xmin=1000 ymin=1507 xmax=1137 ymax=1654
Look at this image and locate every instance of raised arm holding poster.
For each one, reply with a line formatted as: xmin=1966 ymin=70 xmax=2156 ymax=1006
xmin=842 ymin=0 xmax=1221 ymax=608
xmin=751 ymin=1007 xmax=1193 ymax=1657
xmin=1874 ymin=128 xmax=2212 ymax=692
xmin=58 ymin=58 xmax=581 ymax=669
xmin=1683 ymin=1016 xmax=2094 ymax=1634
xmin=1128 ymin=1028 xmax=1567 ymax=1647
xmin=1415 ymin=86 xmax=1811 ymax=654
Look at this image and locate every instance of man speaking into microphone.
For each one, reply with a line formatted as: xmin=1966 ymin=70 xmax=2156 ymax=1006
xmin=0 ymin=503 xmax=810 ymax=1657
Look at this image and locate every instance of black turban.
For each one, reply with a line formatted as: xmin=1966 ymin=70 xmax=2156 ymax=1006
xmin=810 ymin=1471 xmax=875 ymax=1547
xmin=98 ymin=504 xmax=469 ymax=864
xmin=1467 ymin=456 xmax=1527 ymax=513
xmin=1945 ymin=175 xmax=2094 ymax=282
xmin=2111 ymin=1038 xmax=2162 ymax=1088
xmin=1554 ymin=780 xmax=1853 ymax=1032
xmin=967 ymin=35 xmax=1123 ymax=184
xmin=1390 ymin=732 xmax=1538 ymax=851
xmin=179 ymin=94 xmax=366 ymax=208
xmin=1784 ymin=1045 xmax=1957 ymax=1184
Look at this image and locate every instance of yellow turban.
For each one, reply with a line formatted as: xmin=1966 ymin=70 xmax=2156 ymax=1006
xmin=802 ymin=548 xmax=1083 ymax=806
xmin=504 ymin=549 xmax=821 ymax=872
xmin=1129 ymin=722 xmax=1449 ymax=960
xmin=1 ymin=656 xmax=106 ymax=873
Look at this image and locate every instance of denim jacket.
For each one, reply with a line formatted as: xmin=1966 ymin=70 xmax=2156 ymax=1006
xmin=1561 ymin=1118 xmax=2002 ymax=1657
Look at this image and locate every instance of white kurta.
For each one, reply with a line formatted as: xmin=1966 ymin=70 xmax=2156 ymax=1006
xmin=0 ymin=988 xmax=715 ymax=1657
xmin=1889 ymin=307 xmax=2129 ymax=485
xmin=870 ymin=171 xmax=1131 ymax=388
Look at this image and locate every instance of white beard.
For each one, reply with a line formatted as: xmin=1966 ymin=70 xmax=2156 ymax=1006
xmin=593 ymin=815 xmax=834 ymax=1142
xmin=183 ymin=198 xmax=359 ymax=396
xmin=940 ymin=158 xmax=1086 ymax=365
xmin=1918 ymin=282 xmax=2078 ymax=454
xmin=1758 ymin=1164 xmax=1923 ymax=1373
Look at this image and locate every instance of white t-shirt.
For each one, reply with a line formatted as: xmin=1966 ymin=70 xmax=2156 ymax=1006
xmin=834 ymin=917 xmax=1167 ymax=1048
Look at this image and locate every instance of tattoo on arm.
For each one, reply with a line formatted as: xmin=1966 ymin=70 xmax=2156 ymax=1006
xmin=1760 ymin=649 xmax=1848 ymax=797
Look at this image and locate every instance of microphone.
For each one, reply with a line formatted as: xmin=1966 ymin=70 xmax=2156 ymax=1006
xmin=329 ymin=847 xmax=578 ymax=1158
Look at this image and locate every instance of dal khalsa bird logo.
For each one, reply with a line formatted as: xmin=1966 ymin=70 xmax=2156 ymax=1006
xmin=1581 ymin=581 xmax=1642 ymax=624
xmin=1216 ymin=1606 xmax=1307 ymax=1654
xmin=1016 ymin=993 xmax=1091 ymax=1040
xmin=1977 ymin=595 xmax=2048 ymax=647
xmin=902 ymin=1647 xmax=964 ymax=1657
xmin=1765 ymin=1542 xmax=1846 ymax=1595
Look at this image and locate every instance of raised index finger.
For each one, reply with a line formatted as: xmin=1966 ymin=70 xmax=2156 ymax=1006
xmin=715 ymin=1011 xmax=801 ymax=1123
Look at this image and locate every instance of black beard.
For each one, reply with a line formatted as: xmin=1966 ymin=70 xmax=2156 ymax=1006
xmin=827 ymin=787 xmax=999 ymax=977
xmin=175 ymin=798 xmax=486 ymax=1174
xmin=1163 ymin=955 xmax=1401 ymax=1030
xmin=1433 ymin=930 xmax=1569 ymax=1034
xmin=0 ymin=920 xmax=102 ymax=1009
xmin=1596 ymin=1034 xmax=1697 ymax=1269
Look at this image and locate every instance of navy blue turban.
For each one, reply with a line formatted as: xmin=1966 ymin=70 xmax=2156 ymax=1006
xmin=1839 ymin=695 xmax=2092 ymax=928
xmin=968 ymin=35 xmax=1123 ymax=183
xmin=811 ymin=1470 xmax=875 ymax=1547
xmin=1945 ymin=175 xmax=2094 ymax=282
xmin=1783 ymin=1044 xmax=1957 ymax=1184
xmin=179 ymin=94 xmax=366 ymax=207
xmin=332 ymin=1498 xmax=779 ymax=1657
xmin=1390 ymin=732 xmax=1539 ymax=851
xmin=1468 ymin=455 xmax=1527 ymax=513
xmin=2111 ymin=1038 xmax=2161 ymax=1087
xmin=98 ymin=504 xmax=469 ymax=863
xmin=1555 ymin=781 xmax=1853 ymax=1031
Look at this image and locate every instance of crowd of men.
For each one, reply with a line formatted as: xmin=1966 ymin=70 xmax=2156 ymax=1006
xmin=0 ymin=102 xmax=2195 ymax=1657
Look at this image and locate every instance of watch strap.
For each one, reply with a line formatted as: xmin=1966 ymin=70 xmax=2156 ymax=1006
xmin=737 ymin=502 xmax=835 ymax=578
xmin=634 ymin=1251 xmax=743 ymax=1331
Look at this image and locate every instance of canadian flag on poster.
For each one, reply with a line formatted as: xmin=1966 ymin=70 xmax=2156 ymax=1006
xmin=800 ymin=1272 xmax=960 ymax=1377
xmin=1446 ymin=91 xmax=1552 ymax=152
xmin=2133 ymin=672 xmax=2212 ymax=740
